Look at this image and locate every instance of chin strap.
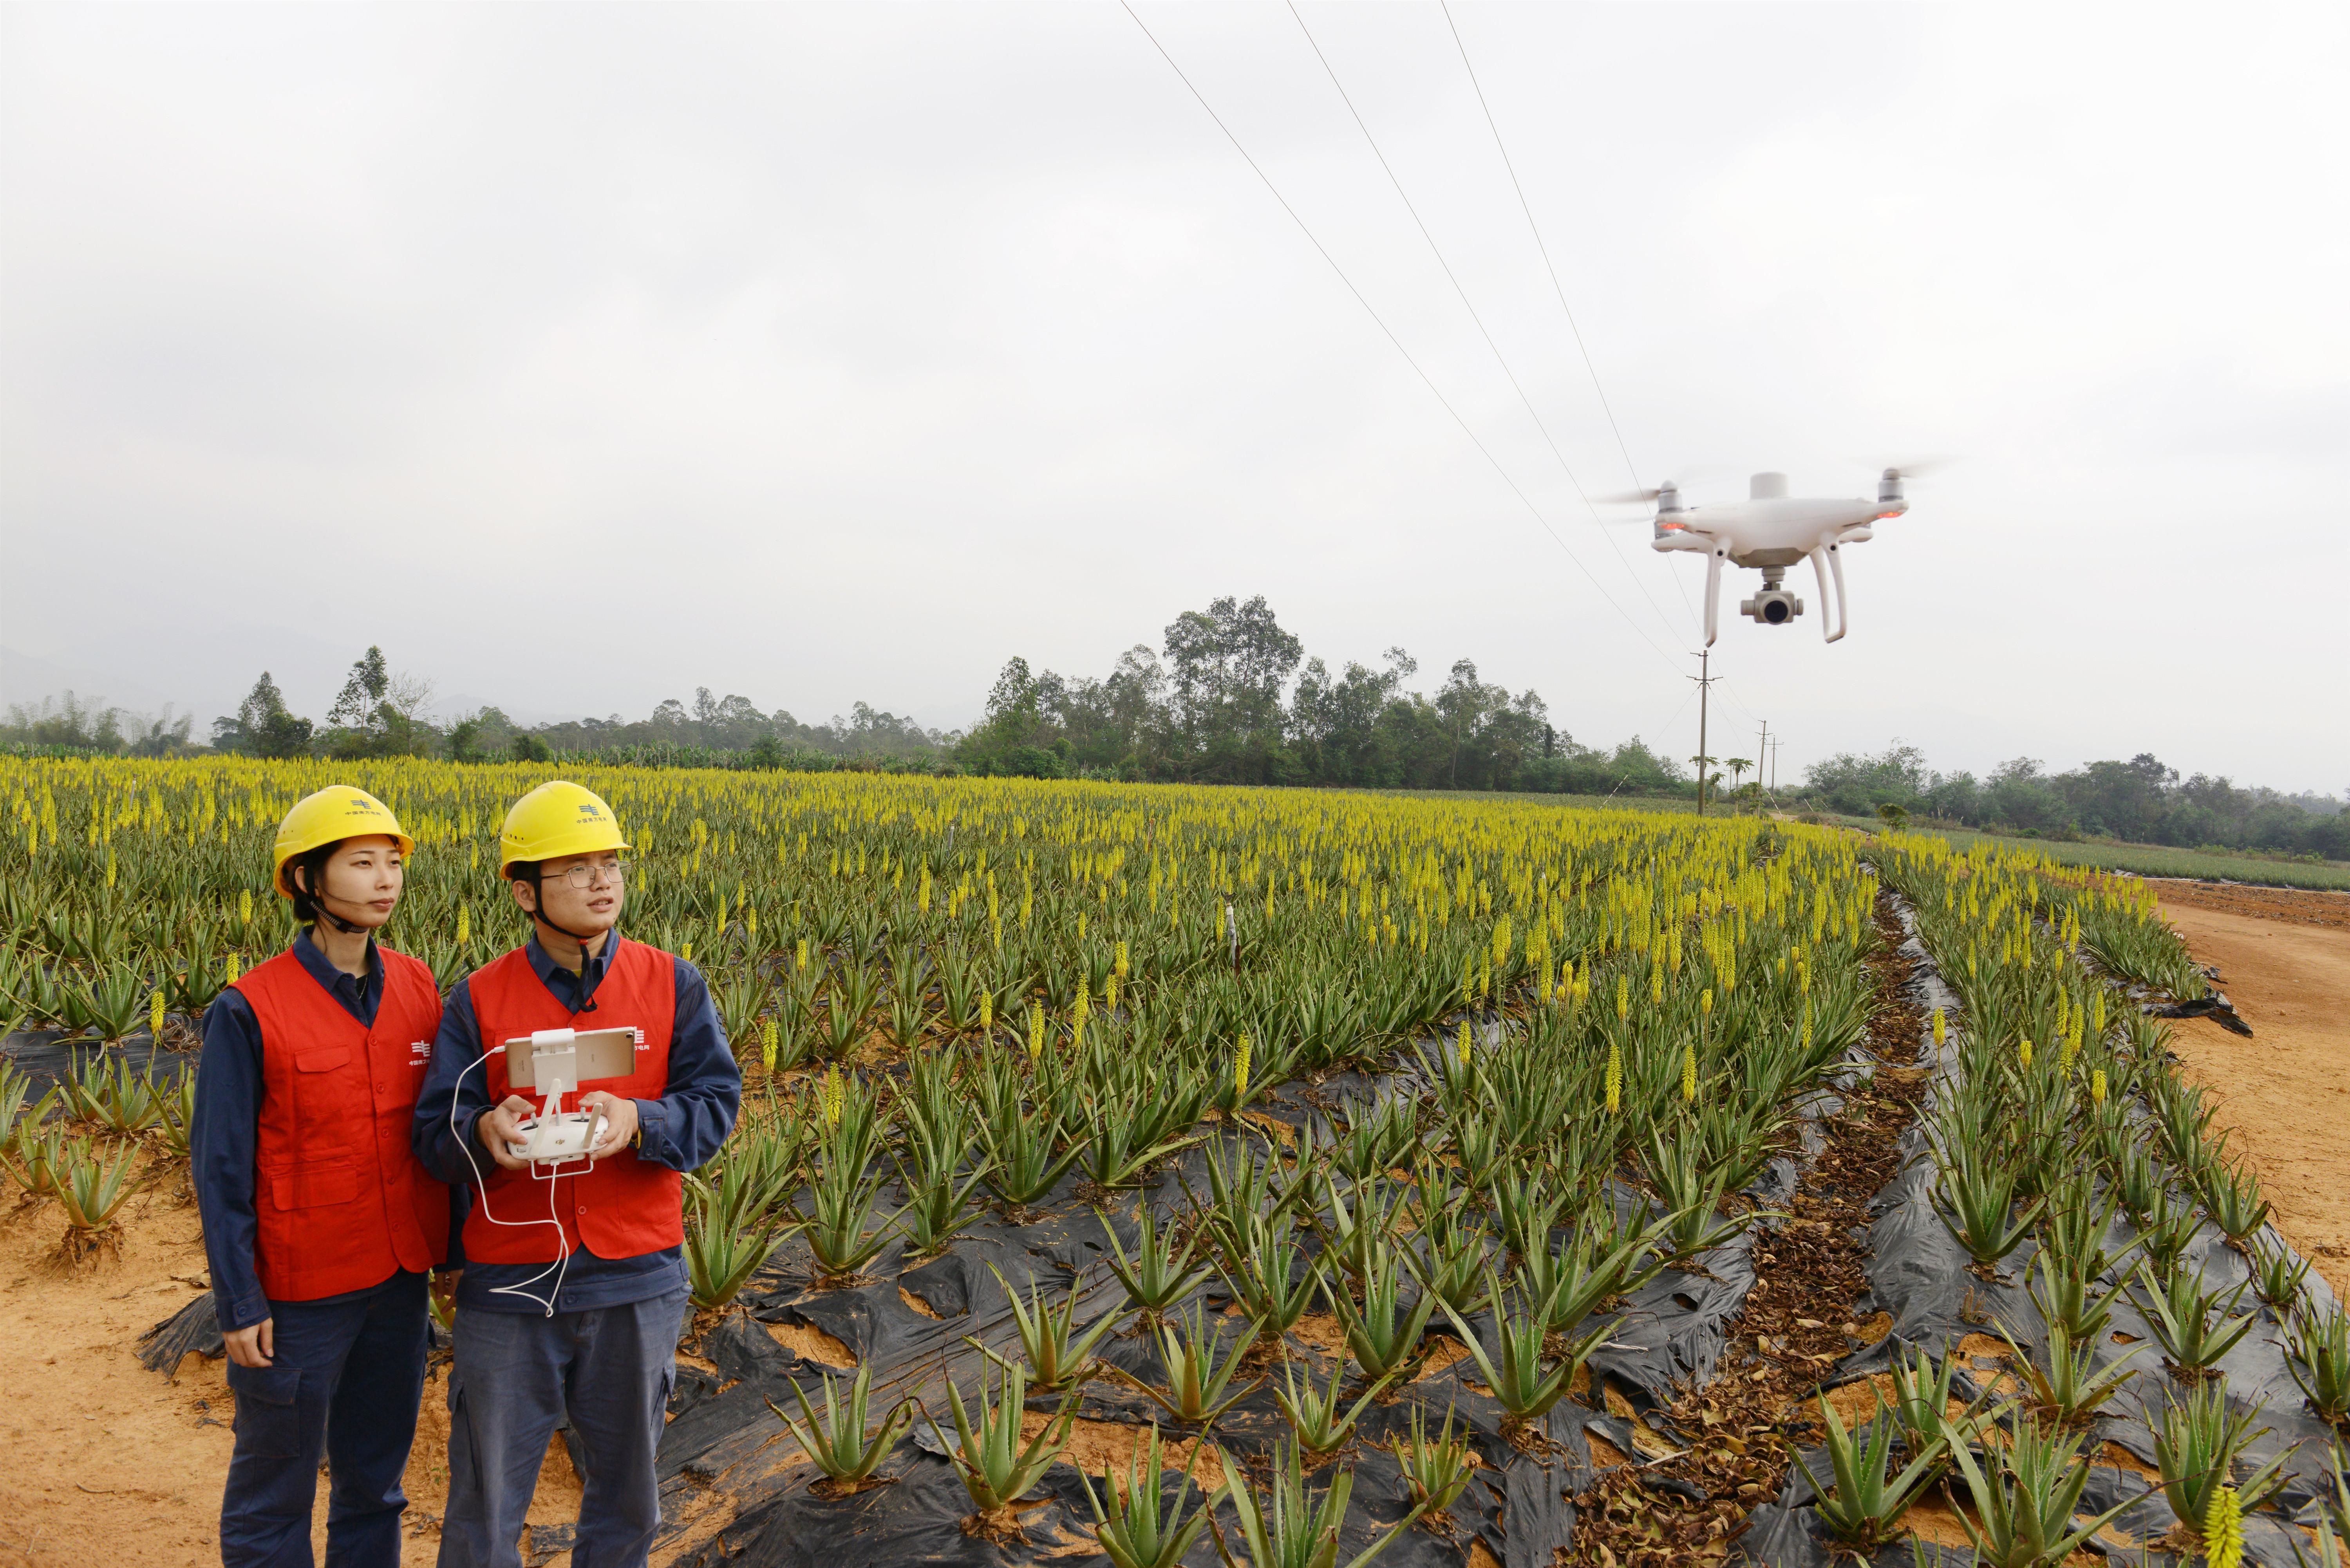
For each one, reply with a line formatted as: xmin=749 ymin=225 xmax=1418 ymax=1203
xmin=312 ymin=897 xmax=372 ymax=937
xmin=525 ymin=873 xmax=606 ymax=950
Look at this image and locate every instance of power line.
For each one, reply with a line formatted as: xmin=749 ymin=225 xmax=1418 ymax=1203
xmin=1283 ymin=1 xmax=1693 ymax=649
xmin=1119 ymin=1 xmax=1687 ymax=680
xmin=1437 ymin=2 xmax=1701 ymax=634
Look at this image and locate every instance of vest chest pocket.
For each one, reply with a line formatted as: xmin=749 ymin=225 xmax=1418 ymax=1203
xmin=270 ymin=1160 xmax=361 ymax=1211
xmin=291 ymin=1044 xmax=356 ymax=1126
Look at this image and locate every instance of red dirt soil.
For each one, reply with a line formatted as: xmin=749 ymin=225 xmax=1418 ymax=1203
xmin=0 ymin=1177 xmax=580 ymax=1568
xmin=2155 ymin=883 xmax=2350 ymax=1297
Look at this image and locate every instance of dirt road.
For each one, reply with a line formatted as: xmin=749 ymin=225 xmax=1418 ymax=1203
xmin=2155 ymin=883 xmax=2350 ymax=1298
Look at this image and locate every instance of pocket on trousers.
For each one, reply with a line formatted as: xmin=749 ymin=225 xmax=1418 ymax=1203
xmin=226 ymin=1360 xmax=305 ymax=1459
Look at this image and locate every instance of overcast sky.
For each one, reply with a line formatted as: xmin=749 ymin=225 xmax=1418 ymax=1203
xmin=3 ymin=3 xmax=2343 ymax=792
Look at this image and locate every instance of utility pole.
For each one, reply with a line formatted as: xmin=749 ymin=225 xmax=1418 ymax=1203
xmin=1688 ymin=650 xmax=1717 ymax=816
xmin=1768 ymin=736 xmax=1783 ymax=793
xmin=1755 ymin=719 xmax=1769 ymax=811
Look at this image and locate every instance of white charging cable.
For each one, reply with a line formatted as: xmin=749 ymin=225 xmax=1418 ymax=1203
xmin=450 ymin=1046 xmax=574 ymax=1316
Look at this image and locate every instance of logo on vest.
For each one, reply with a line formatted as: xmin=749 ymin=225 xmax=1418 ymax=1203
xmin=410 ymin=1040 xmax=434 ymax=1065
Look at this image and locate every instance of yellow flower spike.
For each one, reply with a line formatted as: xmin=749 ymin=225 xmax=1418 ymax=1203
xmin=760 ymin=1016 xmax=778 ymax=1071
xmin=1605 ymin=1039 xmax=1622 ymax=1115
xmin=1615 ymin=972 xmax=1630 ymax=1023
xmin=2205 ymin=1485 xmax=2242 ymax=1568
xmin=226 ymin=954 xmax=239 ymax=983
xmin=1106 ymin=972 xmax=1121 ymax=1012
xmin=1650 ymin=966 xmax=1664 ymax=1007
xmin=457 ymin=901 xmax=470 ymax=945
xmin=150 ymin=988 xmax=166 ymax=1040
xmin=1234 ymin=1031 xmax=1253 ymax=1106
xmin=1114 ymin=939 xmax=1129 ymax=980
xmin=1701 ymin=988 xmax=1713 ymax=1017
xmin=1458 ymin=1018 xmax=1472 ymax=1069
xmin=2019 ymin=1036 xmax=2034 ymax=1069
xmin=979 ymin=991 xmax=992 ymax=1035
xmin=240 ymin=889 xmax=253 ymax=926
xmin=822 ymin=1064 xmax=843 ymax=1126
xmin=796 ymin=937 xmax=810 ymax=970
xmin=2090 ymin=1068 xmax=2107 ymax=1105
xmin=1931 ymin=1008 xmax=1946 ymax=1046
xmin=1027 ymin=1001 xmax=1045 ymax=1061
xmin=682 ymin=940 xmax=693 ymax=963
xmin=1681 ymin=1041 xmax=1697 ymax=1103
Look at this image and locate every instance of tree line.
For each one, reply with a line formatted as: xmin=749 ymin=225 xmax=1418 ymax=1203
xmin=1803 ymin=744 xmax=2347 ymax=861
xmin=4 ymin=602 xmax=2340 ymax=860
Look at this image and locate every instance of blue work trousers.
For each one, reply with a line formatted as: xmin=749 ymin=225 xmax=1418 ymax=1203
xmin=220 ymin=1269 xmax=430 ymax=1568
xmin=436 ymin=1290 xmax=689 ymax=1568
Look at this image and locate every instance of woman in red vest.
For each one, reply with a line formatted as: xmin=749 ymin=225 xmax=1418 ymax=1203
xmin=411 ymin=780 xmax=740 ymax=1568
xmin=192 ymin=784 xmax=454 ymax=1568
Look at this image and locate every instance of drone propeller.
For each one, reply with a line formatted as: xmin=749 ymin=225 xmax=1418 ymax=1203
xmin=1865 ymin=455 xmax=1958 ymax=481
xmin=1594 ymin=486 xmax=1663 ymax=505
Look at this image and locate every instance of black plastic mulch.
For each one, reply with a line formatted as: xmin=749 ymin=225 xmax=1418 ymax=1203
xmin=646 ymin=1033 xmax=1888 ymax=1568
xmin=1739 ymin=905 xmax=2343 ymax=1568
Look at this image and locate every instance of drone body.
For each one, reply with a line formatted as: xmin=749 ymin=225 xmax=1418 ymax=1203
xmin=1648 ymin=469 xmax=1910 ymax=645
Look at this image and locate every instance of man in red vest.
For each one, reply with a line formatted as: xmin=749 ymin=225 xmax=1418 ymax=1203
xmin=193 ymin=785 xmax=454 ymax=1567
xmin=411 ymin=780 xmax=740 ymax=1568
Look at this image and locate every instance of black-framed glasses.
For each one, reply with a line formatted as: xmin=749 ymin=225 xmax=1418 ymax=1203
xmin=551 ymin=859 xmax=629 ymax=889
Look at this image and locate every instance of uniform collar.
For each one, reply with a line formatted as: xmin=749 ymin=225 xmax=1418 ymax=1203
xmin=291 ymin=927 xmax=383 ymax=1024
xmin=526 ymin=930 xmax=620 ymax=1009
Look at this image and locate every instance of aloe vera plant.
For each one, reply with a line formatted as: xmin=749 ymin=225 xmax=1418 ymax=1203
xmin=1139 ymin=1302 xmax=1261 ymax=1425
xmin=2250 ymin=1233 xmax=2313 ymax=1313
xmin=1930 ymin=1139 xmax=2046 ymax=1269
xmin=2020 ymin=1241 xmax=2137 ymax=1346
xmin=1214 ymin=1212 xmax=1325 ymax=1338
xmin=979 ymin=1096 xmax=1085 ymax=1207
xmin=1438 ymin=1270 xmax=1611 ymax=1432
xmin=1796 ymin=1388 xmax=1948 ymax=1551
xmin=803 ymin=1144 xmax=905 ymax=1280
xmin=1390 ymin=1404 xmax=1475 ymax=1515
xmin=975 ymin=1264 xmax=1124 ymax=1391
xmin=2199 ymin=1156 xmax=2273 ymax=1245
xmin=2284 ymin=1298 xmax=2350 ymax=1426
xmin=1405 ymin=1199 xmax=1493 ymax=1319
xmin=1101 ymin=1203 xmax=1212 ymax=1319
xmin=55 ymin=1133 xmax=141 ymax=1257
xmin=1275 ymin=1358 xmax=1396 ymax=1455
xmin=2153 ymin=1381 xmax=2294 ymax=1531
xmin=1321 ymin=1240 xmax=1435 ymax=1380
xmin=1333 ymin=1096 xmax=1418 ymax=1181
xmin=1997 ymin=1322 xmax=2138 ymax=1429
xmin=1082 ymin=1098 xmax=1202 ymax=1191
xmin=1074 ymin=1422 xmax=1221 ymax=1568
xmin=1943 ymin=1411 xmax=2133 ymax=1568
xmin=770 ymin=1365 xmax=916 ymax=1484
xmin=938 ymin=1360 xmax=1078 ymax=1517
xmin=1206 ymin=1440 xmax=1428 ymax=1568
xmin=1885 ymin=1339 xmax=1985 ymax=1459
xmin=2132 ymin=1262 xmax=2259 ymax=1379
xmin=682 ymin=1151 xmax=806 ymax=1310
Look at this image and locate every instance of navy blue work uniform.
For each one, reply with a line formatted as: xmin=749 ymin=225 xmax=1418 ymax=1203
xmin=193 ymin=931 xmax=450 ymax=1568
xmin=411 ymin=931 xmax=738 ymax=1568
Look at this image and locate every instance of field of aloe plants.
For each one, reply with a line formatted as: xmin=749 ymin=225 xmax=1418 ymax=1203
xmin=0 ymin=756 xmax=2342 ymax=1568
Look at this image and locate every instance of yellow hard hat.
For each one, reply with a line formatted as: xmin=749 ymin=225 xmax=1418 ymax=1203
xmin=272 ymin=786 xmax=415 ymax=899
xmin=499 ymin=780 xmax=630 ymax=877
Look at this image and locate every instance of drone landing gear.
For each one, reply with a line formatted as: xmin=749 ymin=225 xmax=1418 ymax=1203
xmin=1808 ymin=540 xmax=1850 ymax=643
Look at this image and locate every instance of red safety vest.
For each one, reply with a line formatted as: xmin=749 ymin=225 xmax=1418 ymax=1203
xmin=233 ymin=946 xmax=451 ymax=1302
xmin=459 ymin=937 xmax=682 ymax=1264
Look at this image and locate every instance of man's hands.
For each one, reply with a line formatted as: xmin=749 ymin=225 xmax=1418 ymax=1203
xmin=225 ymin=1318 xmax=275 ymax=1368
xmin=473 ymin=1091 xmax=640 ymax=1168
xmin=475 ymin=1094 xmax=539 ymax=1171
xmin=581 ymin=1091 xmax=639 ymax=1160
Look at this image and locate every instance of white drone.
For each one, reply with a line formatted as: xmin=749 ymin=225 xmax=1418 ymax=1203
xmin=1635 ymin=468 xmax=1918 ymax=645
